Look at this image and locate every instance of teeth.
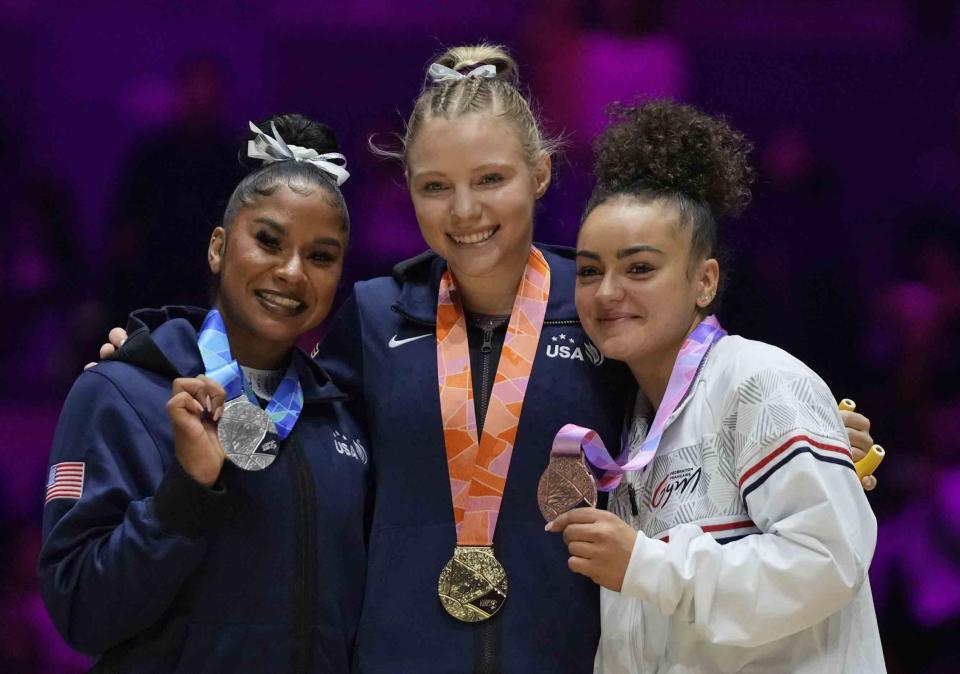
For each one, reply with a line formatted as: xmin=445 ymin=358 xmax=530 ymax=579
xmin=450 ymin=227 xmax=496 ymax=245
xmin=258 ymin=291 xmax=302 ymax=309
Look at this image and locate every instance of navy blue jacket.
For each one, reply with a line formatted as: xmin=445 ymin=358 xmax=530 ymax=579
xmin=317 ymin=246 xmax=633 ymax=673
xmin=39 ymin=306 xmax=369 ymax=673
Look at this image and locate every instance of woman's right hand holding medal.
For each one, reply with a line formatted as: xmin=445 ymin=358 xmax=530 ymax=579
xmin=167 ymin=376 xmax=227 ymax=487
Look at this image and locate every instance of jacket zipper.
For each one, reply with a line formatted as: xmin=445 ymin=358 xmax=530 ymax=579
xmin=287 ymin=435 xmax=317 ymax=674
xmin=670 ymin=340 xmax=718 ymax=420
xmin=477 ymin=327 xmax=494 ymax=434
xmin=627 ymin=483 xmax=640 ymax=516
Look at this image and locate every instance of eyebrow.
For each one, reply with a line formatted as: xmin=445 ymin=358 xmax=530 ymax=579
xmin=411 ymin=162 xmax=514 ymax=181
xmin=254 ymin=217 xmax=286 ymax=234
xmin=575 ymin=245 xmax=664 ymax=260
xmin=253 ymin=217 xmax=342 ymax=249
xmin=616 ymin=245 xmax=664 ymax=258
xmin=473 ymin=162 xmax=513 ymax=173
xmin=315 ymin=237 xmax=343 ymax=249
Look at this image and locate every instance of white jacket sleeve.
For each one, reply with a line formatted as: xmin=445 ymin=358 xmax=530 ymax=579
xmin=619 ymin=367 xmax=877 ymax=647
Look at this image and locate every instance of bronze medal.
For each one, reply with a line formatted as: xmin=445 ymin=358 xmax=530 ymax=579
xmin=437 ymin=546 xmax=508 ymax=622
xmin=537 ymin=452 xmax=598 ymax=521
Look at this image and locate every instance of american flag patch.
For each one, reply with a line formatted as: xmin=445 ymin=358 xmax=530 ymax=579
xmin=45 ymin=462 xmax=85 ymax=504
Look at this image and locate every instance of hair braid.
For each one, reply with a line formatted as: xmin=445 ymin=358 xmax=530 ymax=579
xmin=460 ymin=76 xmax=484 ymax=114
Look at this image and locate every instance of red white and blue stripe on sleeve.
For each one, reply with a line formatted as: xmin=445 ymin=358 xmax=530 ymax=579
xmin=739 ymin=434 xmax=854 ymax=500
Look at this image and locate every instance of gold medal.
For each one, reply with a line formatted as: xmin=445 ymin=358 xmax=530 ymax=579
xmin=437 ymin=546 xmax=508 ymax=622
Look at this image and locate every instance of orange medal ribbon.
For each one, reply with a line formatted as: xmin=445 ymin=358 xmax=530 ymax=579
xmin=436 ymin=247 xmax=551 ymax=546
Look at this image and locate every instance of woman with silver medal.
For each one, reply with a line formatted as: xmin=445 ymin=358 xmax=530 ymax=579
xmin=39 ymin=114 xmax=368 ymax=672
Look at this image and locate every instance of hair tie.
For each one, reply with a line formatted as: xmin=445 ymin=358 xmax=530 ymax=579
xmin=428 ymin=63 xmax=497 ymax=84
xmin=246 ymin=121 xmax=350 ymax=187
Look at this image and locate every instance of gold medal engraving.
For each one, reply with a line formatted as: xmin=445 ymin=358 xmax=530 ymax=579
xmin=438 ymin=546 xmax=508 ymax=622
xmin=537 ymin=453 xmax=598 ymax=521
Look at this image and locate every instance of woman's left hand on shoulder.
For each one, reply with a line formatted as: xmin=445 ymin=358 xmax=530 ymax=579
xmin=839 ymin=405 xmax=879 ymax=492
xmin=546 ymin=507 xmax=637 ymax=592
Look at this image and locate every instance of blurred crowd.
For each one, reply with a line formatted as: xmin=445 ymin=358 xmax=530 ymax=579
xmin=1 ymin=1 xmax=958 ymax=671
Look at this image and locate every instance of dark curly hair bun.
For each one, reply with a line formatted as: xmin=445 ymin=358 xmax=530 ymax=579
xmin=240 ymin=113 xmax=340 ymax=170
xmin=593 ymin=99 xmax=754 ymax=218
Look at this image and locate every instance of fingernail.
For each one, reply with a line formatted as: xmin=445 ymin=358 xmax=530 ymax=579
xmin=544 ymin=521 xmax=552 ymax=532
xmin=120 ymin=338 xmax=126 ymax=346
xmin=206 ymin=395 xmax=213 ymax=413
xmin=214 ymin=407 xmax=222 ymax=422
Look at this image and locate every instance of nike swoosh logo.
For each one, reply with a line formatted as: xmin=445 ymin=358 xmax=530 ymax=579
xmin=388 ymin=333 xmax=432 ymax=348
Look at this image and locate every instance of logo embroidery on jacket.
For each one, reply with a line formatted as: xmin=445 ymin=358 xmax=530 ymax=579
xmin=651 ymin=467 xmax=702 ymax=509
xmin=388 ymin=333 xmax=432 ymax=348
xmin=544 ymin=334 xmax=604 ymax=366
xmin=333 ymin=430 xmax=368 ymax=464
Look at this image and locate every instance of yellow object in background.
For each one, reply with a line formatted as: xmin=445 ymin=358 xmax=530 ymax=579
xmin=838 ymin=399 xmax=885 ymax=480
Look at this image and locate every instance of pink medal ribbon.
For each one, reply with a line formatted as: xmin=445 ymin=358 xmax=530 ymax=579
xmin=552 ymin=316 xmax=727 ymax=492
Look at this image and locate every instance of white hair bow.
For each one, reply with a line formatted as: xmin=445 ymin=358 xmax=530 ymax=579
xmin=428 ymin=63 xmax=497 ymax=84
xmin=246 ymin=121 xmax=350 ymax=187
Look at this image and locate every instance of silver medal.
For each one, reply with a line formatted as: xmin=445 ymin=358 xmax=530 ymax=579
xmin=217 ymin=398 xmax=280 ymax=471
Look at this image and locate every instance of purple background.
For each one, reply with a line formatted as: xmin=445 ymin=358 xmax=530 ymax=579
xmin=2 ymin=1 xmax=959 ymax=671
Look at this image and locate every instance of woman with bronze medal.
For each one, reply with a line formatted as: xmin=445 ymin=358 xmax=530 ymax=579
xmin=89 ymin=46 xmax=880 ymax=672
xmin=545 ymin=101 xmax=885 ymax=671
xmin=39 ymin=114 xmax=369 ymax=672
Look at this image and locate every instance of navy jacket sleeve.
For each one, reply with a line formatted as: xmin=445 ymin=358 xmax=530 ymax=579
xmin=314 ymin=289 xmax=366 ymax=411
xmin=38 ymin=369 xmax=226 ymax=654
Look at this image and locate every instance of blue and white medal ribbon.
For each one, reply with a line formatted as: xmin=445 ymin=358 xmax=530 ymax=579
xmin=198 ymin=309 xmax=304 ymax=470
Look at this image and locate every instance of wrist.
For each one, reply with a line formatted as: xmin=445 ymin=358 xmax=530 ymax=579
xmin=174 ymin=441 xmax=223 ymax=488
xmin=152 ymin=457 xmax=227 ymax=538
xmin=180 ymin=460 xmax=220 ymax=488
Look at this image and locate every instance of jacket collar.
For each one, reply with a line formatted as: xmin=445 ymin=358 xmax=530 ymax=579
xmin=390 ymin=244 xmax=581 ymax=326
xmin=114 ymin=305 xmax=347 ymax=403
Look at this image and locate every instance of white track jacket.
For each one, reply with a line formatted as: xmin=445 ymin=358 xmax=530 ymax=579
xmin=596 ymin=336 xmax=884 ymax=673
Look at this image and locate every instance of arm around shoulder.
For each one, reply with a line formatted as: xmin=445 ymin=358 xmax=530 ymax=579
xmin=313 ymin=288 xmax=366 ymax=406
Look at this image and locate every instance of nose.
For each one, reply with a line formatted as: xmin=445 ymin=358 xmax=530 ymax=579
xmin=450 ymin=187 xmax=481 ymax=222
xmin=274 ymin=252 xmax=306 ymax=285
xmin=595 ymin=271 xmax=624 ymax=303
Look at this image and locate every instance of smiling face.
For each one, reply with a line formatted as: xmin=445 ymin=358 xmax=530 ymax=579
xmin=208 ymin=183 xmax=346 ymax=368
xmin=575 ymin=196 xmax=718 ymax=382
xmin=406 ymin=112 xmax=550 ymax=290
